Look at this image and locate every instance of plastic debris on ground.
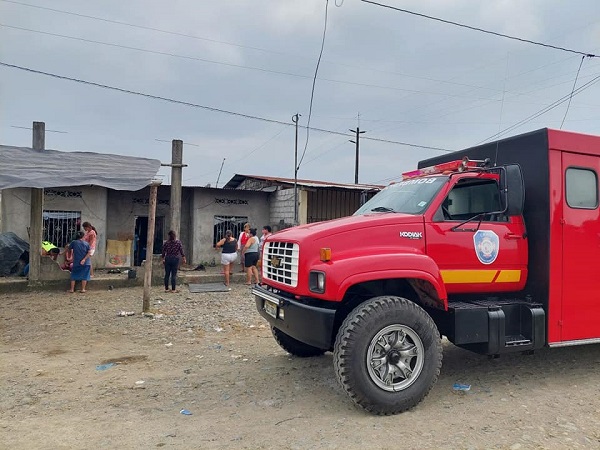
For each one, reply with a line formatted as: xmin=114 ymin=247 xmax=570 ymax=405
xmin=180 ymin=409 xmax=192 ymax=415
xmin=95 ymin=363 xmax=116 ymax=371
xmin=452 ymin=383 xmax=471 ymax=392
xmin=117 ymin=311 xmax=135 ymax=317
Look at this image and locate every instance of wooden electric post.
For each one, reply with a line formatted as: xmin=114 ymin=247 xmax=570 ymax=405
xmin=142 ymin=179 xmax=162 ymax=312
xmin=349 ymin=127 xmax=366 ymax=184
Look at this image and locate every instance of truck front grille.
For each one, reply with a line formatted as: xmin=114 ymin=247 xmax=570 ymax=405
xmin=262 ymin=241 xmax=299 ymax=287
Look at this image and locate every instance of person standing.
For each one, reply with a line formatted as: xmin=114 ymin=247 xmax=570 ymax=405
xmin=237 ymin=223 xmax=250 ymax=273
xmin=243 ymin=228 xmax=260 ymax=285
xmin=68 ymin=231 xmax=92 ymax=293
xmin=259 ymin=225 xmax=272 ymax=257
xmin=161 ymin=230 xmax=186 ymax=293
xmin=258 ymin=225 xmax=272 ymax=282
xmin=82 ymin=222 xmax=97 ymax=277
xmin=215 ymin=230 xmax=237 ymax=288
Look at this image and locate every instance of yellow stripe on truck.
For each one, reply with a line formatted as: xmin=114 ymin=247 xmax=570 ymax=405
xmin=494 ymin=270 xmax=521 ymax=283
xmin=441 ymin=270 xmax=521 ymax=284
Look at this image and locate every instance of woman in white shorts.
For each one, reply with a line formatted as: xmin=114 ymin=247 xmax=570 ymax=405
xmin=215 ymin=230 xmax=238 ymax=287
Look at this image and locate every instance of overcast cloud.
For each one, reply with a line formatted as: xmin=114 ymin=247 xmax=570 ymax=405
xmin=1 ymin=0 xmax=599 ymax=187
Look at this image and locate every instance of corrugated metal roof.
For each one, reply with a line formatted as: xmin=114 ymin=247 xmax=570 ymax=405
xmin=223 ymin=174 xmax=383 ymax=191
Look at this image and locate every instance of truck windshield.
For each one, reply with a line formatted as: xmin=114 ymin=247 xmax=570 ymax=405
xmin=354 ymin=176 xmax=447 ymax=215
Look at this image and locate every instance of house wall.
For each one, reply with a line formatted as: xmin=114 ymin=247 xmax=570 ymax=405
xmin=0 ymin=186 xmax=108 ymax=267
xmin=105 ymin=186 xmax=193 ymax=264
xmin=191 ymin=188 xmax=270 ymax=265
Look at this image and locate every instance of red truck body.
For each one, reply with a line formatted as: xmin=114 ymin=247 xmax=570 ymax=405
xmin=253 ymin=128 xmax=600 ymax=414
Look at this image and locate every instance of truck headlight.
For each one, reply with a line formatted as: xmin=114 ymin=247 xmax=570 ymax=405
xmin=309 ymin=271 xmax=326 ymax=293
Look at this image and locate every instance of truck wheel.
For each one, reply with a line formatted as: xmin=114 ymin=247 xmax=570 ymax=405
xmin=334 ymin=296 xmax=442 ymax=415
xmin=272 ymin=327 xmax=326 ymax=357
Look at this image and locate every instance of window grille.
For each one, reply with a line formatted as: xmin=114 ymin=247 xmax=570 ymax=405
xmin=213 ymin=215 xmax=249 ymax=247
xmin=43 ymin=210 xmax=81 ymax=248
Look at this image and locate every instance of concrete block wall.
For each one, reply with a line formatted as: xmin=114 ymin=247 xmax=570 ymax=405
xmin=269 ymin=188 xmax=308 ymax=228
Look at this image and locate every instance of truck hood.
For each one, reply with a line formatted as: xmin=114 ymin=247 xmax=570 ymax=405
xmin=272 ymin=213 xmax=424 ymax=241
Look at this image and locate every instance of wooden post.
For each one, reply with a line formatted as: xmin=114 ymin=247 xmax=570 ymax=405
xmin=28 ymin=121 xmax=45 ymax=283
xmin=142 ymin=181 xmax=161 ymax=312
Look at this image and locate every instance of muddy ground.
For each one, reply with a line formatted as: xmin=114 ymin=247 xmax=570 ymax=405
xmin=1 ymin=283 xmax=600 ymax=449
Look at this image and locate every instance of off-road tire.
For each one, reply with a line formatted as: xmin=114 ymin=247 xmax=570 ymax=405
xmin=272 ymin=327 xmax=326 ymax=357
xmin=334 ymin=296 xmax=442 ymax=415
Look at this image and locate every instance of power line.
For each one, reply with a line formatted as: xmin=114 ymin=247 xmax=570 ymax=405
xmin=0 ymin=60 xmax=452 ymax=152
xmin=298 ymin=0 xmax=330 ymax=170
xmin=560 ymin=56 xmax=586 ymax=129
xmin=0 ymin=0 xmax=292 ymax=57
xmin=1 ymin=23 xmax=514 ymax=103
xmin=0 ymin=0 xmax=510 ymax=95
xmin=477 ymin=72 xmax=600 ymax=143
xmin=0 ymin=24 xmax=311 ymax=80
xmin=360 ymin=0 xmax=597 ymax=58
xmin=11 ymin=125 xmax=68 ymax=133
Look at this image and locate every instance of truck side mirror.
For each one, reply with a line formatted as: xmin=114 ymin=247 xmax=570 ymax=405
xmin=500 ymin=164 xmax=524 ymax=216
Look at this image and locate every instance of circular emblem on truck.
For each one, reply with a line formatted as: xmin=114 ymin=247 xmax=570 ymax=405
xmin=473 ymin=230 xmax=499 ymax=265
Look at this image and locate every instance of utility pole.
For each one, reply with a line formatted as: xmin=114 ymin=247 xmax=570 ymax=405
xmin=349 ymin=126 xmax=365 ymax=184
xmin=143 ymin=178 xmax=162 ymax=312
xmin=292 ymin=113 xmax=301 ymax=225
xmin=168 ymin=140 xmax=185 ymax=238
xmin=29 ymin=121 xmax=45 ymax=283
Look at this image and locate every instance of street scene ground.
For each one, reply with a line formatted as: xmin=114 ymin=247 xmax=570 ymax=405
xmin=2 ymin=281 xmax=600 ymax=450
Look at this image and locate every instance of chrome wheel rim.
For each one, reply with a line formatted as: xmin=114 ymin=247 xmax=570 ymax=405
xmin=366 ymin=324 xmax=424 ymax=392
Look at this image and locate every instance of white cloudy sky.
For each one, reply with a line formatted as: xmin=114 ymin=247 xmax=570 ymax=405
xmin=1 ymin=0 xmax=600 ymax=187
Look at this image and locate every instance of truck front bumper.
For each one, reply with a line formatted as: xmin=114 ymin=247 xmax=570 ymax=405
xmin=252 ymin=285 xmax=336 ymax=350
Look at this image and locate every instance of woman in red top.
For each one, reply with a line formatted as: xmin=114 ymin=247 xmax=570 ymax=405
xmin=237 ymin=223 xmax=250 ymax=273
xmin=82 ymin=222 xmax=97 ymax=277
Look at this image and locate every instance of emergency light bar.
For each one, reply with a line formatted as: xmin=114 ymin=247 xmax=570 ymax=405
xmin=401 ymin=157 xmax=486 ymax=180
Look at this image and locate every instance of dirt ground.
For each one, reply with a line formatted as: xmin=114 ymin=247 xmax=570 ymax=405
xmin=1 ymin=283 xmax=600 ymax=450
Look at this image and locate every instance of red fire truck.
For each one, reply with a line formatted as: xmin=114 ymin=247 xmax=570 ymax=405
xmin=253 ymin=128 xmax=600 ymax=415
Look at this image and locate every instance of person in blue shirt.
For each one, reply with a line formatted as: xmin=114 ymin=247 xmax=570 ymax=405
xmin=68 ymin=231 xmax=92 ymax=293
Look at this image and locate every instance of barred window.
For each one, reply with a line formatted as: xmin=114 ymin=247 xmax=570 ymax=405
xmin=43 ymin=210 xmax=81 ymax=247
xmin=213 ymin=215 xmax=248 ymax=247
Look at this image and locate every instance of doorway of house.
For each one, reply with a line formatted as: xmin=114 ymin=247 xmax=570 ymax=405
xmin=134 ymin=216 xmax=165 ymax=266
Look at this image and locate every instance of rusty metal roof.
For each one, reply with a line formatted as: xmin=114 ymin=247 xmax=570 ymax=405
xmin=223 ymin=174 xmax=383 ymax=191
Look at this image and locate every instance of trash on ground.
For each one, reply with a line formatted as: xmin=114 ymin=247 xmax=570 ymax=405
xmin=117 ymin=311 xmax=135 ymax=317
xmin=95 ymin=363 xmax=116 ymax=371
xmin=180 ymin=409 xmax=192 ymax=415
xmin=165 ymin=342 xmax=173 ymax=347
xmin=135 ymin=380 xmax=145 ymax=385
xmin=453 ymin=383 xmax=471 ymax=391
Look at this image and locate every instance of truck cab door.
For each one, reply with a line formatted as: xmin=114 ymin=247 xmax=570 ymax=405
xmin=426 ymin=177 xmax=528 ymax=294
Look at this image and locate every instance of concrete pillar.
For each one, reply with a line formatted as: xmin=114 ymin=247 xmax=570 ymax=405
xmin=170 ymin=140 xmax=183 ymax=238
xmin=29 ymin=121 xmax=45 ymax=282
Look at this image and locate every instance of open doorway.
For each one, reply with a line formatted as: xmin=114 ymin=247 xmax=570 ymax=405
xmin=134 ymin=216 xmax=165 ymax=266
